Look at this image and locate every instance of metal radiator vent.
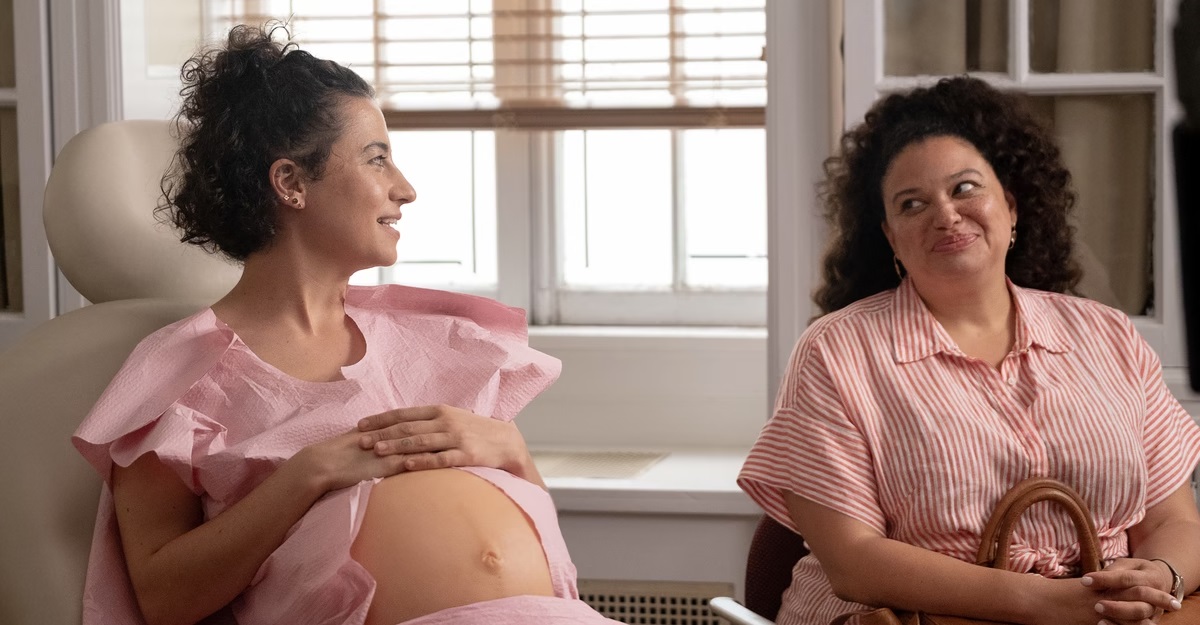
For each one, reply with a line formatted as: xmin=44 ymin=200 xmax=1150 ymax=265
xmin=578 ymin=579 xmax=735 ymax=625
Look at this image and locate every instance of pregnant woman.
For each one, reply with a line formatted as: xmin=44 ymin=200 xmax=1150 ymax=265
xmin=73 ymin=24 xmax=618 ymax=625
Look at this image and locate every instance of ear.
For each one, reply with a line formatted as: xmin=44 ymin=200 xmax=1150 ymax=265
xmin=1005 ymin=189 xmax=1017 ymax=225
xmin=269 ymin=158 xmax=305 ymax=209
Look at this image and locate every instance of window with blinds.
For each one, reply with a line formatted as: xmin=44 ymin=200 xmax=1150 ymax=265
xmin=206 ymin=0 xmax=766 ymax=126
xmin=204 ymin=0 xmax=769 ymax=326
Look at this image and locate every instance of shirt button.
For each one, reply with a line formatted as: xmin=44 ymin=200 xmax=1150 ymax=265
xmin=1007 ymin=377 xmax=1017 ymax=385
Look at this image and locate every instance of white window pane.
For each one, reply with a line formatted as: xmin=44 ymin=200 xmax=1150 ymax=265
xmin=680 ymin=9 xmax=764 ymax=35
xmin=382 ymin=131 xmax=497 ymax=288
xmin=380 ymin=17 xmax=471 ymax=40
xmin=679 ymin=0 xmax=764 ymax=9
xmin=583 ymin=13 xmax=669 ymax=37
xmin=292 ymin=0 xmax=373 ymax=16
xmin=683 ymin=129 xmax=765 ymax=288
xmin=562 ymin=130 xmax=672 ymax=287
xmin=564 ymin=90 xmax=675 ymax=106
xmin=682 ymin=35 xmax=763 ymax=59
xmin=1025 ymin=94 xmax=1154 ymax=315
xmin=884 ymin=0 xmax=1008 ymax=76
xmin=291 ymin=18 xmax=373 ymax=42
xmin=1029 ymin=0 xmax=1154 ymax=73
xmin=302 ymin=42 xmax=374 ymax=66
xmin=582 ymin=0 xmax=670 ymax=12
xmin=380 ymin=0 xmax=469 ymax=15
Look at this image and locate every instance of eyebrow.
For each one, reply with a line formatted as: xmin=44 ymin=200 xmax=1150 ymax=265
xmin=362 ymin=141 xmax=389 ymax=155
xmin=889 ymin=168 xmax=984 ymax=204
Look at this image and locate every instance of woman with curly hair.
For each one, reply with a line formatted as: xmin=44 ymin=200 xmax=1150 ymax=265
xmin=71 ymin=24 xmax=620 ymax=625
xmin=738 ymin=76 xmax=1200 ymax=624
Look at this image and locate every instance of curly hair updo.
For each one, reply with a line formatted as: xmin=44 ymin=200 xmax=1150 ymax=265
xmin=159 ymin=24 xmax=374 ymax=261
xmin=813 ymin=76 xmax=1082 ymax=315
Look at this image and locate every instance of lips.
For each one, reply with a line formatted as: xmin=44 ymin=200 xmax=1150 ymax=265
xmin=932 ymin=233 xmax=978 ymax=253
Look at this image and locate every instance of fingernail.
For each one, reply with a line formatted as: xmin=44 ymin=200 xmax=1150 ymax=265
xmin=375 ymin=441 xmax=387 ymax=452
xmin=1172 ymin=599 xmax=1184 ymax=611
xmin=358 ymin=419 xmax=369 ymax=429
xmin=1080 ymin=576 xmax=1093 ymax=586
xmin=1094 ymin=603 xmax=1105 ymax=614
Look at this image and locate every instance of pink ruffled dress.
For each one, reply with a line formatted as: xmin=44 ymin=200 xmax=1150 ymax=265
xmin=73 ymin=285 xmax=617 ymax=625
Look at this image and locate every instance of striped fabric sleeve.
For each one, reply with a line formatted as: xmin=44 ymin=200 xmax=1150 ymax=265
xmin=738 ymin=333 xmax=886 ymax=536
xmin=1132 ymin=322 xmax=1200 ymax=507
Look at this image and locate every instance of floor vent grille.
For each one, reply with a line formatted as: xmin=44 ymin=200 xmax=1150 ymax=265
xmin=578 ymin=579 xmax=735 ymax=624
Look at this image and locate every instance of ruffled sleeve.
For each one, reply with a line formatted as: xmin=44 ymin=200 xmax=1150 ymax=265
xmin=71 ymin=310 xmax=235 ymax=625
xmin=72 ymin=309 xmax=234 ymax=485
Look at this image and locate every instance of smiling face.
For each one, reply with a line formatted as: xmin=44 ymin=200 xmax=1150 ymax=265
xmin=880 ymin=135 xmax=1016 ymax=290
xmin=291 ymin=96 xmax=417 ymax=271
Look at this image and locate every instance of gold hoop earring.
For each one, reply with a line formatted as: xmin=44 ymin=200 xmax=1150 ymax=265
xmin=893 ymin=255 xmax=905 ymax=280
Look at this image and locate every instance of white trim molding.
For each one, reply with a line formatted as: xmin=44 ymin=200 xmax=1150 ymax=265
xmin=765 ymin=0 xmax=834 ymax=405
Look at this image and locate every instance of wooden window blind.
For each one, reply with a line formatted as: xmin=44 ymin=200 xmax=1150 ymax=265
xmin=205 ymin=0 xmax=766 ymax=129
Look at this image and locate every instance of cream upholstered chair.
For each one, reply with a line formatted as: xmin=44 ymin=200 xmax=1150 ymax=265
xmin=0 ymin=120 xmax=239 ymax=624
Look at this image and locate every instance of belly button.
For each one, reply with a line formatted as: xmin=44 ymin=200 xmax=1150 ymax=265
xmin=481 ymin=549 xmax=504 ymax=572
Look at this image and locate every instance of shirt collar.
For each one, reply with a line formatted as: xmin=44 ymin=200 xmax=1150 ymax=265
xmin=890 ymin=278 xmax=1074 ymax=364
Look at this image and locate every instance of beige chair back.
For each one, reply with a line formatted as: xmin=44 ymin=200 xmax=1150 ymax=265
xmin=0 ymin=120 xmax=239 ymax=624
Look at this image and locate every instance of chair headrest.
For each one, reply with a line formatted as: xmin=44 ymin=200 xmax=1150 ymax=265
xmin=43 ymin=120 xmax=240 ymax=304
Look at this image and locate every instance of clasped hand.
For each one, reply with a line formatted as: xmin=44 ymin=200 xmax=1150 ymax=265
xmin=1076 ymin=558 xmax=1182 ymax=625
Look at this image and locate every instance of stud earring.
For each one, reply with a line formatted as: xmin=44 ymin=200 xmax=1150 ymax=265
xmin=1009 ymin=225 xmax=1017 ymax=250
xmin=893 ymin=255 xmax=905 ymax=280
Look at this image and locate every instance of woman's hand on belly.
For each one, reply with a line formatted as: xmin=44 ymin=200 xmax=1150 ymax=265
xmin=356 ymin=405 xmax=544 ymax=487
xmin=350 ymin=468 xmax=556 ymax=625
xmin=292 ymin=429 xmax=414 ymax=492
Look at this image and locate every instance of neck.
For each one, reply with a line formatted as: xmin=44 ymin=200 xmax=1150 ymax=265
xmin=910 ymin=273 xmax=1013 ymax=332
xmin=216 ymin=243 xmax=353 ymax=335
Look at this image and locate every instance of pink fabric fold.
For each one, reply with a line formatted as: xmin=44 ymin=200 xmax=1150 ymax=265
xmin=71 ymin=284 xmax=564 ymax=625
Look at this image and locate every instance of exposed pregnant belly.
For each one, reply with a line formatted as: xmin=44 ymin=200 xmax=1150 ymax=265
xmin=349 ymin=468 xmax=555 ymax=624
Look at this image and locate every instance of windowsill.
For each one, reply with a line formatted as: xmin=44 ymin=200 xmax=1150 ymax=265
xmin=538 ymin=447 xmax=761 ymax=517
xmin=527 ymin=324 xmax=767 ymax=341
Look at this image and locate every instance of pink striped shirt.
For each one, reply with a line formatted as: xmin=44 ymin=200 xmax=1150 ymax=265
xmin=738 ymin=279 xmax=1200 ymax=625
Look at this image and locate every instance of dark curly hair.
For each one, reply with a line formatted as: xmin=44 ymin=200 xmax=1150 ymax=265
xmin=159 ymin=23 xmax=374 ymax=261
xmin=813 ymin=76 xmax=1082 ymax=315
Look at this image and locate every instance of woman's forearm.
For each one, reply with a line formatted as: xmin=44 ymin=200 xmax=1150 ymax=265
xmin=117 ymin=453 xmax=327 ymax=625
xmin=819 ymin=533 xmax=1054 ymax=624
xmin=784 ymin=493 xmax=1103 ymax=625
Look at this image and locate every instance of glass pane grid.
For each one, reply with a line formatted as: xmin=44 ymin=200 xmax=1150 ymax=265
xmin=561 ymin=129 xmax=765 ymax=292
xmin=379 ymin=130 xmax=497 ymax=289
xmin=1029 ymin=0 xmax=1155 ymax=74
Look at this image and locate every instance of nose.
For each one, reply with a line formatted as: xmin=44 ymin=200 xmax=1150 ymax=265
xmin=390 ymin=167 xmax=417 ymax=205
xmin=931 ymin=196 xmax=962 ymax=228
